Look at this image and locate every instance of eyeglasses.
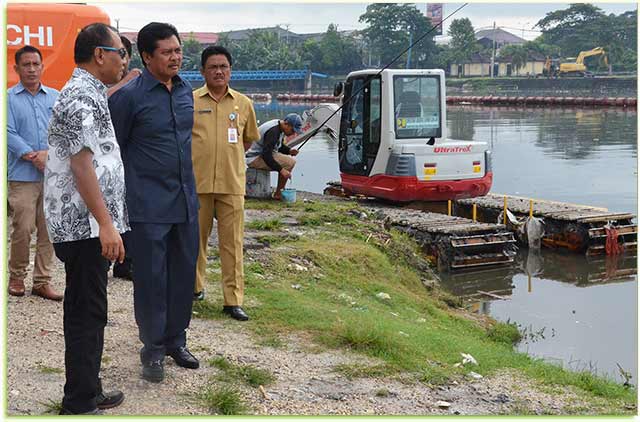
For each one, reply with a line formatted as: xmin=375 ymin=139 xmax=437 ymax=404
xmin=206 ymin=64 xmax=230 ymax=72
xmin=97 ymin=46 xmax=127 ymax=59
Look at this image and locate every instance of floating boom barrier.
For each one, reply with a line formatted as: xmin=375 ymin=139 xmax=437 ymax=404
xmin=446 ymin=95 xmax=637 ymax=108
xmin=272 ymin=93 xmax=636 ymax=107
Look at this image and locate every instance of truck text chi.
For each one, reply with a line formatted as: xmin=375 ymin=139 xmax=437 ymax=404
xmin=334 ymin=69 xmax=492 ymax=202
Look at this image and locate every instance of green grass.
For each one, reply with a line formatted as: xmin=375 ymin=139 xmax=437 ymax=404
xmin=487 ymin=321 xmax=522 ymax=346
xmin=192 ymin=299 xmax=224 ymax=320
xmin=209 ymin=356 xmax=276 ymax=388
xmin=229 ymin=199 xmax=639 ymax=412
xmin=246 ymin=218 xmax=283 ymax=231
xmin=37 ymin=365 xmax=63 ymax=375
xmin=200 ymin=386 xmax=247 ymax=415
xmin=40 ymin=399 xmax=63 ymax=414
xmin=375 ymin=388 xmax=391 ymax=397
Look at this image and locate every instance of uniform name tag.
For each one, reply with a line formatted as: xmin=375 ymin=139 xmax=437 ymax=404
xmin=197 ymin=109 xmax=212 ymax=114
xmin=228 ymin=128 xmax=238 ymax=143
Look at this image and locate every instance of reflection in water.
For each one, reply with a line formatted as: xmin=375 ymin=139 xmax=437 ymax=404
xmin=255 ymin=101 xmax=638 ymax=383
xmin=439 ymin=248 xmax=637 ymax=383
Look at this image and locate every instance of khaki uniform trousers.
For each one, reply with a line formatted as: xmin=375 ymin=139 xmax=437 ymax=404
xmin=8 ymin=181 xmax=54 ymax=286
xmin=248 ymin=153 xmax=296 ymax=171
xmin=196 ymin=193 xmax=245 ymax=306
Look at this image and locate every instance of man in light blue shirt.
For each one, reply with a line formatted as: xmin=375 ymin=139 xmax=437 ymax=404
xmin=7 ymin=45 xmax=62 ymax=301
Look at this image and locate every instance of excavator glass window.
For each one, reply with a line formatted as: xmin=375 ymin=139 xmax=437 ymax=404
xmin=339 ymin=76 xmax=381 ymax=176
xmin=393 ymin=75 xmax=442 ymax=139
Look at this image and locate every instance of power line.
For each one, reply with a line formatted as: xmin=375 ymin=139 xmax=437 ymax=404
xmin=298 ymin=3 xmax=469 ymax=150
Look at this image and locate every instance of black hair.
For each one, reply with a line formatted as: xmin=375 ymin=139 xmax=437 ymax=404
xmin=74 ymin=22 xmax=119 ymax=64
xmin=120 ymin=35 xmax=132 ymax=58
xmin=15 ymin=45 xmax=43 ymax=64
xmin=201 ymin=45 xmax=233 ymax=68
xmin=137 ymin=22 xmax=181 ymax=67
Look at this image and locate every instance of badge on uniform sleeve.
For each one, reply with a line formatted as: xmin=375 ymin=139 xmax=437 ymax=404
xmin=228 ymin=128 xmax=238 ymax=143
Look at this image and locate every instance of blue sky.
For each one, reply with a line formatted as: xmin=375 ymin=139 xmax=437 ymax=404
xmin=93 ymin=2 xmax=636 ymax=40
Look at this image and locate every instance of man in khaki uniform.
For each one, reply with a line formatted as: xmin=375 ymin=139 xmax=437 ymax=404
xmin=191 ymin=46 xmax=260 ymax=321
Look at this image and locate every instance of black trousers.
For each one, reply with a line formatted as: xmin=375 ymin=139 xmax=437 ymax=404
xmin=130 ymin=221 xmax=198 ymax=362
xmin=112 ymin=231 xmax=132 ymax=274
xmin=54 ymin=238 xmax=109 ymax=414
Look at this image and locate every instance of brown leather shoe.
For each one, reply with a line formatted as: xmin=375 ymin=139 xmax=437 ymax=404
xmin=8 ymin=279 xmax=25 ymax=297
xmin=31 ymin=284 xmax=63 ymax=301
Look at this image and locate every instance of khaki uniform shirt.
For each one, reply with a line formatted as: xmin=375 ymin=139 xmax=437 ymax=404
xmin=192 ymin=86 xmax=260 ymax=195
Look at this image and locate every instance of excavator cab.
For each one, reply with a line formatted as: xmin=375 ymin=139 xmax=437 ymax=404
xmin=335 ymin=69 xmax=492 ymax=202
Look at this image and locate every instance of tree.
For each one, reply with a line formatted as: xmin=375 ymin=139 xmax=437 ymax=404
xmin=315 ymin=24 xmax=364 ymax=74
xmin=359 ymin=3 xmax=437 ymax=69
xmin=447 ymin=18 xmax=479 ymax=64
xmin=534 ymin=4 xmax=637 ymax=71
xmin=231 ymin=30 xmax=302 ymax=70
xmin=181 ymin=35 xmax=203 ymax=71
xmin=498 ymin=44 xmax=528 ymax=73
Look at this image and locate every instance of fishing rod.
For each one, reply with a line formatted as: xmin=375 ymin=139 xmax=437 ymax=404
xmin=296 ymin=2 xmax=469 ymax=151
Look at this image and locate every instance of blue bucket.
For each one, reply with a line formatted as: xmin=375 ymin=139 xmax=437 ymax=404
xmin=281 ymin=188 xmax=297 ymax=203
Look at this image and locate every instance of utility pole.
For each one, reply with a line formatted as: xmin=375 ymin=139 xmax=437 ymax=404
xmin=406 ymin=30 xmax=413 ymax=69
xmin=490 ymin=22 xmax=497 ymax=78
xmin=115 ymin=18 xmax=120 ymax=31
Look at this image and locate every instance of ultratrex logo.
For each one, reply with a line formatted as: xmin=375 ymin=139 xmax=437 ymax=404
xmin=433 ymin=145 xmax=473 ymax=153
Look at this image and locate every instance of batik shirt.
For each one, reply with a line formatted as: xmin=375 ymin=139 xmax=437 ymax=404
xmin=44 ymin=68 xmax=129 ymax=243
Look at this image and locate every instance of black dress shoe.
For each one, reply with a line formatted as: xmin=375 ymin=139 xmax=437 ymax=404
xmin=222 ymin=306 xmax=249 ymax=321
xmin=194 ymin=291 xmax=204 ymax=301
xmin=96 ymin=389 xmax=125 ymax=409
xmin=167 ymin=346 xmax=199 ymax=369
xmin=59 ymin=407 xmax=103 ymax=415
xmin=142 ymin=360 xmax=164 ymax=383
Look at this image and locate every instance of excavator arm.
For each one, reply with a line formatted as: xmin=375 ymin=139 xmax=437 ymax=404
xmin=575 ymin=47 xmax=607 ymax=65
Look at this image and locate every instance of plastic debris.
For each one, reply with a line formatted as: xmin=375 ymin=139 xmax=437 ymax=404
xmin=467 ymin=371 xmax=483 ymax=379
xmin=291 ymin=284 xmax=301 ymax=290
xmin=461 ymin=352 xmax=478 ymax=366
xmin=436 ymin=400 xmax=451 ymax=408
xmin=525 ymin=216 xmax=545 ymax=249
xmin=288 ymin=263 xmax=308 ymax=272
xmin=376 ymin=292 xmax=391 ymax=300
xmin=398 ymin=331 xmax=409 ymax=337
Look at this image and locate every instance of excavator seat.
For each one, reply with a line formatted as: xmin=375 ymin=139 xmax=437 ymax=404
xmin=397 ymin=91 xmax=423 ymax=118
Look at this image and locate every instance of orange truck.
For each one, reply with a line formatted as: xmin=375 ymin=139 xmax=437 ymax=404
xmin=7 ymin=3 xmax=110 ymax=90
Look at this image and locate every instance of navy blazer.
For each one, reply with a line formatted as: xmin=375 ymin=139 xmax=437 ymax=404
xmin=109 ymin=68 xmax=198 ymax=224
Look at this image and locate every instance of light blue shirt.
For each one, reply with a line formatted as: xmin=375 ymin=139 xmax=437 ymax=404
xmin=7 ymin=82 xmax=59 ymax=182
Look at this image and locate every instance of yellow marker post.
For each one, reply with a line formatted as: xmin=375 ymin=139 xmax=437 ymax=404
xmin=529 ymin=199 xmax=534 ymax=218
xmin=447 ymin=200 xmax=452 ymax=216
xmin=528 ymin=273 xmax=532 ymax=293
xmin=503 ymin=196 xmax=507 ymax=225
xmin=472 ymin=203 xmax=477 ymax=222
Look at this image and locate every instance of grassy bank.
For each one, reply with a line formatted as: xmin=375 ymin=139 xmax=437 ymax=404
xmin=193 ymin=197 xmax=637 ymax=414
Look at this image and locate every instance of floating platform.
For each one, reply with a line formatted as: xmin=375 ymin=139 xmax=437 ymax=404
xmin=372 ymin=206 xmax=517 ymax=271
xmin=455 ymin=193 xmax=637 ymax=256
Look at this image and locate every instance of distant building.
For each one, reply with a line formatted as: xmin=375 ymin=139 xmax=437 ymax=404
xmin=121 ymin=31 xmax=219 ymax=47
xmin=449 ymin=51 xmax=546 ymax=77
xmin=475 ymin=28 xmax=526 ymax=50
xmin=218 ymin=26 xmax=303 ymax=46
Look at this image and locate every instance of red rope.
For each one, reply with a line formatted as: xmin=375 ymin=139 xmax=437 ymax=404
xmin=605 ymin=225 xmax=624 ymax=255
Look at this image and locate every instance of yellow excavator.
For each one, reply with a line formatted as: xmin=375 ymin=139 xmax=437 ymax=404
xmin=558 ymin=47 xmax=608 ymax=77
